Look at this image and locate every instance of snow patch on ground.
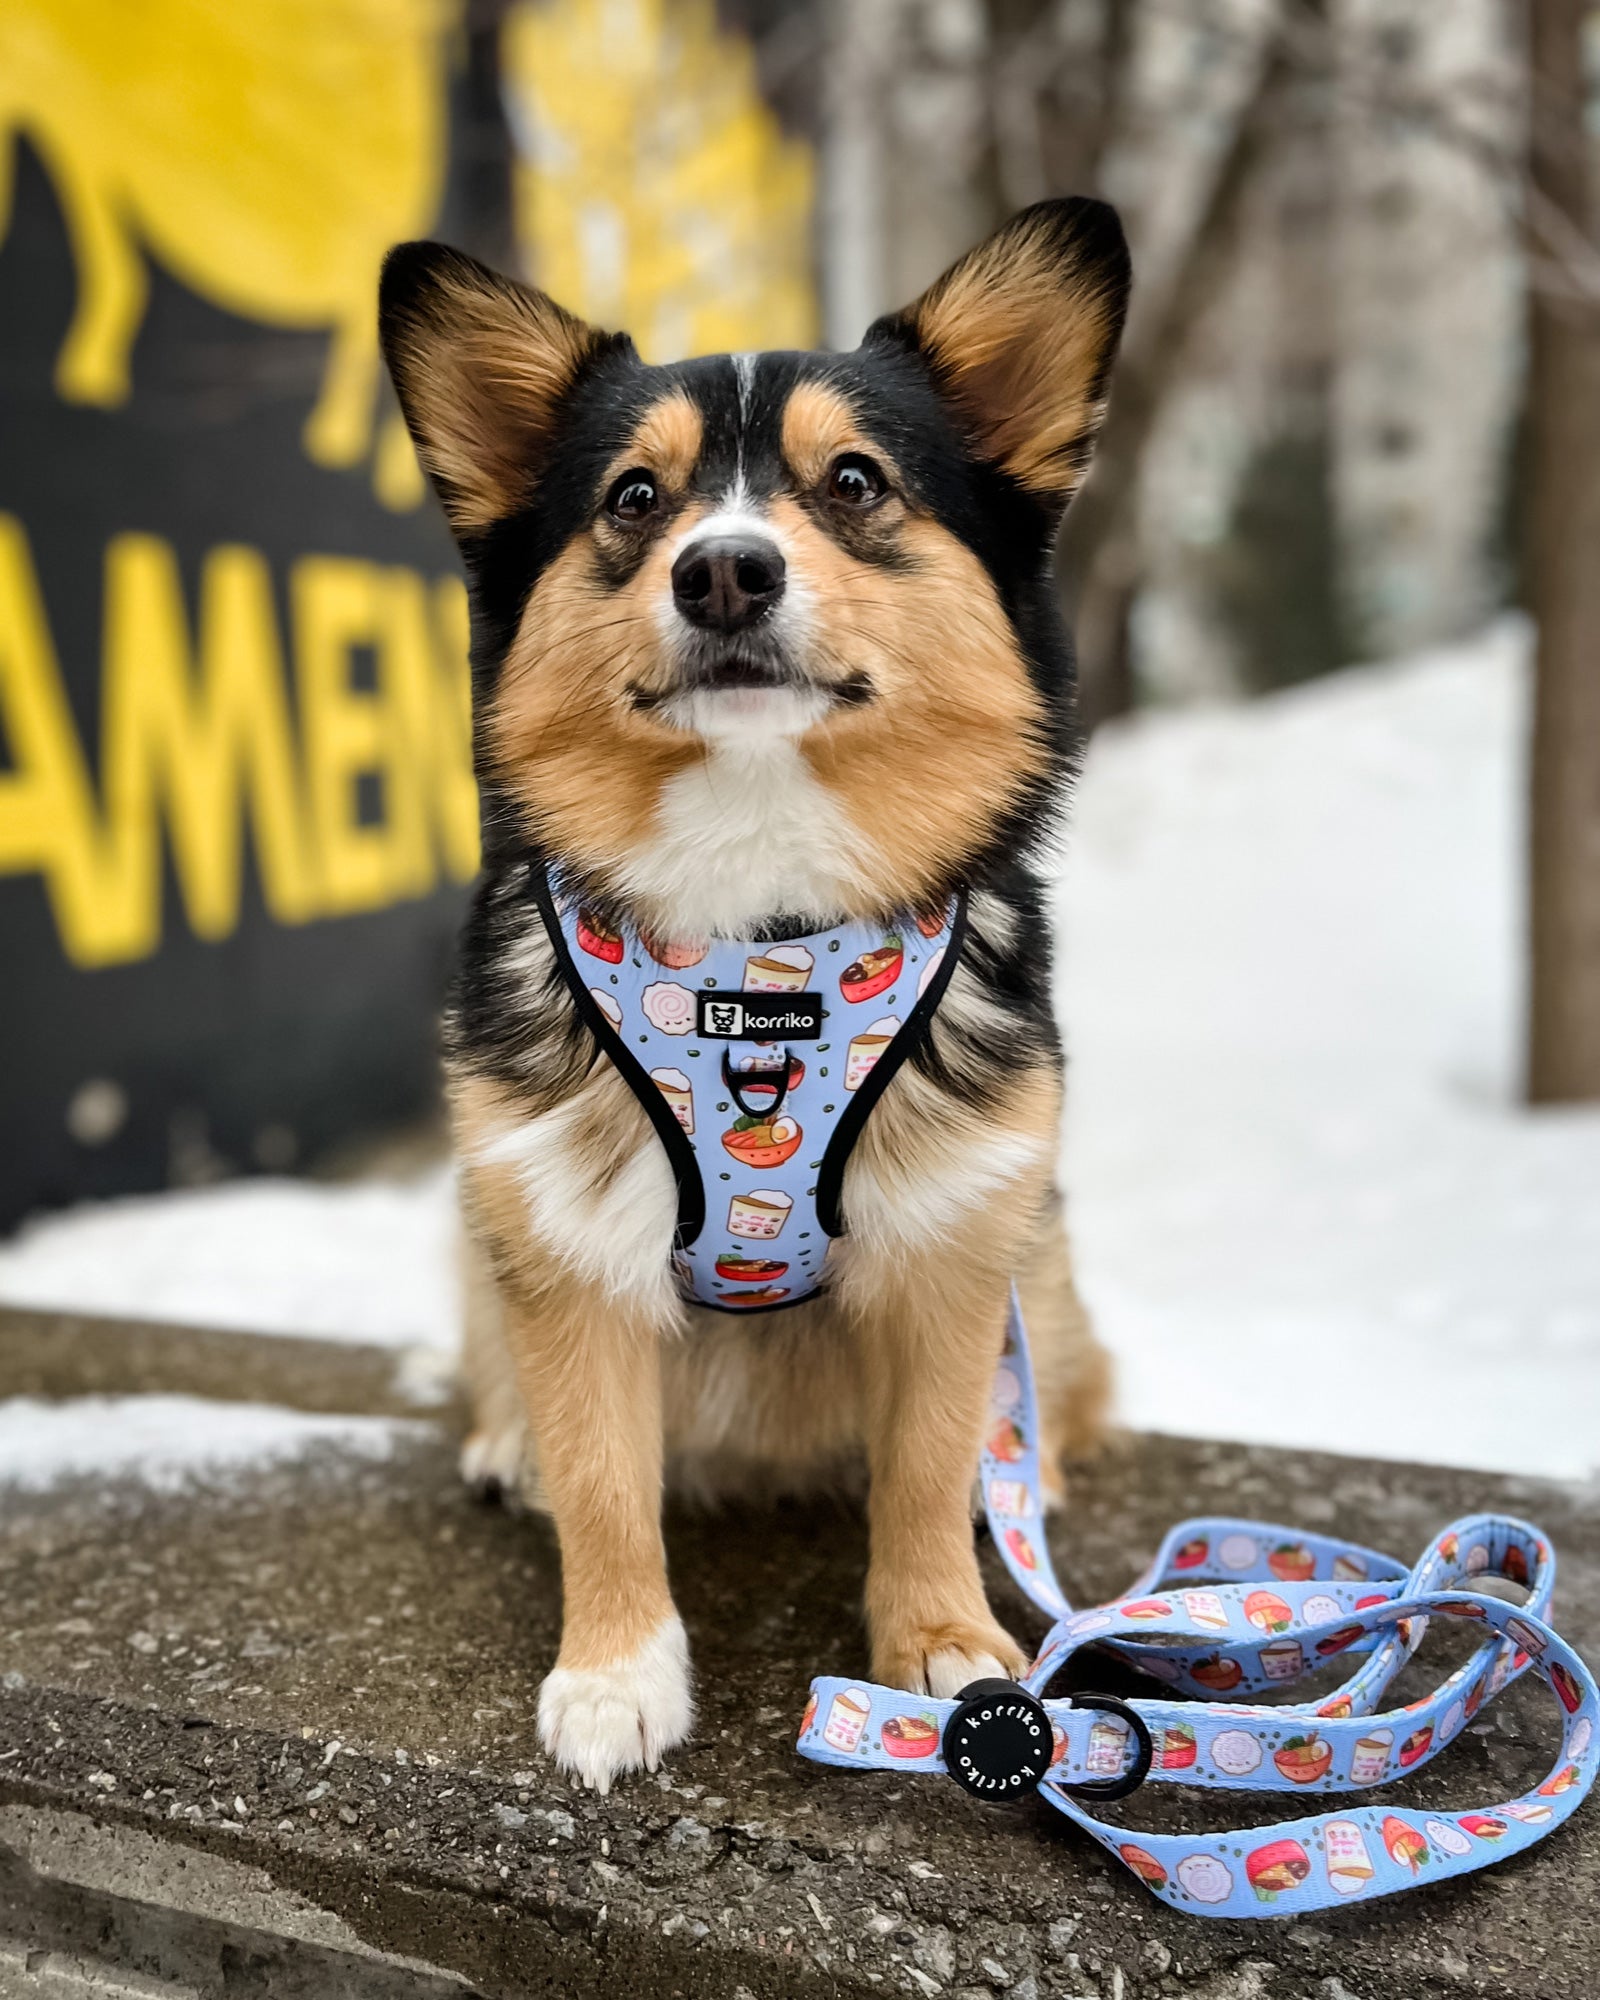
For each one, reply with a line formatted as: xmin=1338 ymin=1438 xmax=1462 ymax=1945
xmin=1 ymin=621 xmax=1596 ymax=1480
xmin=0 ymin=1168 xmax=457 ymax=1352
xmin=0 ymin=1395 xmax=426 ymax=1493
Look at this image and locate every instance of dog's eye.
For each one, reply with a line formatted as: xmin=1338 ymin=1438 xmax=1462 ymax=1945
xmin=827 ymin=454 xmax=886 ymax=506
xmin=606 ymin=470 xmax=659 ymax=523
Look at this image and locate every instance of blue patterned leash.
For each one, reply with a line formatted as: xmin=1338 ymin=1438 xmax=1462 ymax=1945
xmin=797 ymin=1292 xmax=1598 ymax=1916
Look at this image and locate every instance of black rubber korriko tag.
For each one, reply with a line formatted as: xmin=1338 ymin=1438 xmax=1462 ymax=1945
xmin=696 ymin=992 xmax=824 ymax=1040
xmin=942 ymin=1679 xmax=1053 ymax=1800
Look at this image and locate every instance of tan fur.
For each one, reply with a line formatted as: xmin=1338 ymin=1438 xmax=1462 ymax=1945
xmin=451 ymin=353 xmax=1101 ymax=1710
xmin=407 ymin=209 xmax=1129 ymax=1781
xmin=485 ymin=493 xmax=1047 ymax=922
xmin=604 ymin=389 xmax=703 ymax=499
xmin=839 ymin=1064 xmax=1060 ymax=1685
xmin=387 ymin=258 xmax=608 ymax=532
xmin=780 ymin=379 xmax=892 ymax=490
xmin=458 ymin=1229 xmax=539 ymax=1501
xmin=485 ymin=529 xmax=702 ymax=863
xmin=900 ymin=211 xmax=1121 ymax=499
xmin=499 ymin=1270 xmax=674 ymax=1672
xmin=790 ymin=504 xmax=1049 ymax=914
xmin=453 ymin=1070 xmax=678 ymax=1670
xmin=463 ymin=1190 xmax=1107 ymax=1510
xmin=454 ymin=1034 xmax=1103 ymax=1691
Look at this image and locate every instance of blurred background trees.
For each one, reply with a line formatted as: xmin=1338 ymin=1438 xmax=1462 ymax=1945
xmin=794 ymin=0 xmax=1526 ymax=719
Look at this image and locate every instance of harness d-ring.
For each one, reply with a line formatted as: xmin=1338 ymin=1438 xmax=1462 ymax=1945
xmin=721 ymin=1048 xmax=799 ymax=1118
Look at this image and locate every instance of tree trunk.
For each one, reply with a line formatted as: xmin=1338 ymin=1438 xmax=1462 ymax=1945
xmin=1060 ymin=29 xmax=1291 ymax=730
xmin=818 ymin=0 xmax=900 ymax=348
xmin=1526 ymin=0 xmax=1600 ymax=1102
xmin=446 ymin=0 xmax=518 ymax=271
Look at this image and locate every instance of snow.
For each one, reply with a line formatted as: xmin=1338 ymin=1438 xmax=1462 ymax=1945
xmin=1 ymin=619 xmax=1596 ymax=1481
xmin=0 ymin=1168 xmax=457 ymax=1352
xmin=0 ymin=1395 xmax=424 ymax=1494
xmin=1057 ymin=619 xmax=1600 ymax=1481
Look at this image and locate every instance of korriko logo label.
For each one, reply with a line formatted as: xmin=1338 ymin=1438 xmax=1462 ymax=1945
xmin=695 ymin=992 xmax=825 ymax=1040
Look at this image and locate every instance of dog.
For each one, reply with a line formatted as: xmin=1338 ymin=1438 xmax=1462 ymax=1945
xmin=378 ymin=196 xmax=1129 ymax=1794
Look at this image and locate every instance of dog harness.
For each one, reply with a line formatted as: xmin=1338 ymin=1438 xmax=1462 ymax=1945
xmin=798 ymin=1292 xmax=1599 ymax=1916
xmin=530 ymin=864 xmax=965 ymax=1312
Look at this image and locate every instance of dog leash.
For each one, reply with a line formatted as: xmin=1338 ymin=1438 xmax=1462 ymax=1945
xmin=797 ymin=1292 xmax=1599 ymax=1915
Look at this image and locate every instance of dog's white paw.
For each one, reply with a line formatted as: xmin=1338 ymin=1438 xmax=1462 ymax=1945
xmin=924 ymin=1644 xmax=1016 ymax=1698
xmin=537 ymin=1617 xmax=693 ymax=1794
xmin=875 ymin=1617 xmax=1027 ymax=1698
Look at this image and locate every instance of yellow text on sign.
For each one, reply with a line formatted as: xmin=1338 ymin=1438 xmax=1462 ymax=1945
xmin=0 ymin=515 xmax=479 ymax=967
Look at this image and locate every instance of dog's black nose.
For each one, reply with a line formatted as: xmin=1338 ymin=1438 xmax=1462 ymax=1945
xmin=671 ymin=534 xmax=786 ymax=632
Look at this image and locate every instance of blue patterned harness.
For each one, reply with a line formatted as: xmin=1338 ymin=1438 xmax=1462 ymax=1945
xmin=530 ymin=864 xmax=964 ymax=1312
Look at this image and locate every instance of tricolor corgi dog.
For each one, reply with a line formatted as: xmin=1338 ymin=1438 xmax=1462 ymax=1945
xmin=378 ymin=198 xmax=1130 ymax=1793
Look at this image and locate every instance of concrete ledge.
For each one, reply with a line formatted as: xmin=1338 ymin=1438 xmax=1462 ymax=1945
xmin=1 ymin=1306 xmax=1597 ymax=1999
xmin=0 ymin=1305 xmax=453 ymax=1418
xmin=1 ymin=1800 xmax=472 ymax=1997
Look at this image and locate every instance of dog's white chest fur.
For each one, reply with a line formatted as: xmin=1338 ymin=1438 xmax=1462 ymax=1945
xmin=620 ymin=732 xmax=874 ymax=935
xmin=474 ymin=1083 xmax=680 ymax=1311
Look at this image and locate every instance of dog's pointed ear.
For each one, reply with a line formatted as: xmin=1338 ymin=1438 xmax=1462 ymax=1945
xmin=868 ymin=198 xmax=1130 ymax=513
xmin=379 ymin=241 xmax=630 ymax=537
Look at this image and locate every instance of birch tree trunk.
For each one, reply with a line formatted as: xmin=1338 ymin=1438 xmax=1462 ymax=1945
xmin=1061 ymin=22 xmax=1289 ymax=727
xmin=1526 ymin=0 xmax=1600 ymax=1102
xmin=819 ymin=0 xmax=900 ymax=348
xmin=1328 ymin=0 xmax=1522 ymax=662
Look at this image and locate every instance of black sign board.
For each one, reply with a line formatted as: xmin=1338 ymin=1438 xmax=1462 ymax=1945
xmin=0 ymin=22 xmax=487 ymax=1231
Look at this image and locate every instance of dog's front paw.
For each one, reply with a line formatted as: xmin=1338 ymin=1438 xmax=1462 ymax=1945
xmin=874 ymin=1618 xmax=1028 ymax=1698
xmin=537 ymin=1617 xmax=693 ymax=1793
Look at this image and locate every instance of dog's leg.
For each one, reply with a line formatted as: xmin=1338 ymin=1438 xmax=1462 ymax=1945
xmin=454 ymin=1071 xmax=689 ymax=1791
xmin=853 ymin=1251 xmax=1028 ymax=1694
xmin=458 ymin=1219 xmax=538 ymax=1505
xmin=1014 ymin=1194 xmax=1113 ymax=1510
xmin=841 ymin=1058 xmax=1063 ymax=1695
xmin=502 ymin=1271 xmax=690 ymax=1792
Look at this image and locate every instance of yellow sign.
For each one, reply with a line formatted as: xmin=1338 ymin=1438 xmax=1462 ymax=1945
xmin=505 ymin=0 xmax=816 ymax=358
xmin=0 ymin=516 xmax=479 ymax=968
xmin=0 ymin=0 xmax=456 ymax=505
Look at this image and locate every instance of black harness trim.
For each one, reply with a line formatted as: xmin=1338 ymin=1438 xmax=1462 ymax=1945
xmin=526 ymin=862 xmax=707 ymax=1249
xmin=814 ymin=890 xmax=969 ymax=1237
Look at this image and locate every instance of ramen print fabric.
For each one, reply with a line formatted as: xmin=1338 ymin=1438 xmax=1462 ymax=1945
xmin=535 ymin=868 xmax=963 ymax=1313
xmin=797 ymin=1290 xmax=1600 ymax=1918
